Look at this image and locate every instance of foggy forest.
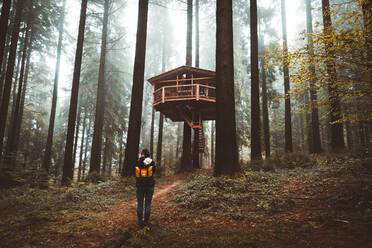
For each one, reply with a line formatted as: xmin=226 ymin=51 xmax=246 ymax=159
xmin=0 ymin=0 xmax=371 ymax=247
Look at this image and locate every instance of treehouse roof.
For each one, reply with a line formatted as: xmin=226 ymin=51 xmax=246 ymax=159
xmin=147 ymin=65 xmax=216 ymax=85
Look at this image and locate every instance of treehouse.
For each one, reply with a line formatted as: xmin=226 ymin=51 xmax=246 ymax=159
xmin=147 ymin=65 xmax=216 ymax=153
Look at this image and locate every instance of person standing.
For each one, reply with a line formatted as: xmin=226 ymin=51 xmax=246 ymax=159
xmin=135 ymin=148 xmax=156 ymax=228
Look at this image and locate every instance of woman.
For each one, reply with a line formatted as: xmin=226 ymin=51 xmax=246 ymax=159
xmin=135 ymin=148 xmax=156 ymax=228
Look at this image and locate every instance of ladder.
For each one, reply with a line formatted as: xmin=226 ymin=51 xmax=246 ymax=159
xmin=176 ymin=105 xmax=206 ymax=153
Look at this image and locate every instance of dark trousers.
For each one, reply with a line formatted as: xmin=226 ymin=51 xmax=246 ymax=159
xmin=136 ymin=185 xmax=154 ymax=227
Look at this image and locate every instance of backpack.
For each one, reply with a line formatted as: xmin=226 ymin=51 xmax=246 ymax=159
xmin=136 ymin=166 xmax=153 ymax=178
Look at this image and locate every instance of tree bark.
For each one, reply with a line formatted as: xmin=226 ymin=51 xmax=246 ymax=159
xmin=306 ymin=0 xmax=322 ymax=154
xmin=362 ymin=0 xmax=371 ymax=87
xmin=250 ymin=0 xmax=262 ymax=160
xmin=261 ymin=57 xmax=270 ymax=158
xmin=122 ymin=0 xmax=149 ymax=177
xmin=195 ymin=0 xmax=199 ymax=68
xmin=321 ymin=0 xmax=345 ymax=151
xmin=181 ymin=0 xmax=193 ymax=171
xmin=281 ymin=0 xmax=293 ymax=153
xmin=5 ymin=23 xmax=30 ymax=163
xmin=42 ymin=0 xmax=66 ymax=173
xmin=211 ymin=120 xmax=214 ymax=165
xmin=214 ymin=0 xmax=239 ymax=175
xmin=62 ymin=0 xmax=88 ymax=185
xmin=0 ymin=0 xmax=11 ymax=75
xmin=0 ymin=0 xmax=24 ymax=161
xmin=13 ymin=34 xmax=33 ymax=158
xmin=90 ymin=0 xmax=109 ymax=173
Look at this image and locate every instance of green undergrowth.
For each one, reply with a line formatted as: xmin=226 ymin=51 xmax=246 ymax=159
xmin=0 ymin=177 xmax=134 ymax=247
xmin=172 ymin=153 xmax=372 ymax=222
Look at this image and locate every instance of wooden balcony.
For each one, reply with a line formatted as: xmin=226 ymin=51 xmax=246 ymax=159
xmin=153 ymin=84 xmax=216 ymax=106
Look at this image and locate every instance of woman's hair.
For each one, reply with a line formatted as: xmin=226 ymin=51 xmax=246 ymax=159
xmin=141 ymin=148 xmax=150 ymax=158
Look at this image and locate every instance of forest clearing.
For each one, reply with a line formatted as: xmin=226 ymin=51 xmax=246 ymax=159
xmin=1 ymin=153 xmax=371 ymax=247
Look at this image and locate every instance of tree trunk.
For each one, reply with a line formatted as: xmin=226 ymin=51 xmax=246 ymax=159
xmin=250 ymin=0 xmax=262 ymax=160
xmin=306 ymin=0 xmax=322 ymax=154
xmin=214 ymin=0 xmax=239 ymax=176
xmin=0 ymin=0 xmax=24 ymax=161
xmin=362 ymin=0 xmax=371 ymax=87
xmin=62 ymin=0 xmax=88 ymax=185
xmin=13 ymin=34 xmax=33 ymax=158
xmin=122 ymin=0 xmax=149 ymax=177
xmin=281 ymin=0 xmax=293 ymax=153
xmin=211 ymin=121 xmax=214 ymax=165
xmin=78 ymin=109 xmax=87 ymax=182
xmin=261 ymin=57 xmax=270 ymax=158
xmin=180 ymin=0 xmax=193 ymax=171
xmin=0 ymin=0 xmax=11 ymax=75
xmin=42 ymin=0 xmax=66 ymax=173
xmin=321 ymin=0 xmax=345 ymax=151
xmin=195 ymin=0 xmax=199 ymax=68
xmin=5 ymin=24 xmax=30 ymax=163
xmin=90 ymin=0 xmax=109 ymax=174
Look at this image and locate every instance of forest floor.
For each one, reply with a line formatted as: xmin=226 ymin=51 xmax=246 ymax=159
xmin=0 ymin=153 xmax=371 ymax=248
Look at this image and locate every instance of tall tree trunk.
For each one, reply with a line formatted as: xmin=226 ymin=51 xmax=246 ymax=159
xmin=5 ymin=23 xmax=31 ymax=163
xmin=6 ymin=45 xmax=21 ymax=158
xmin=42 ymin=0 xmax=66 ymax=173
xmin=211 ymin=120 xmax=214 ymax=165
xmin=306 ymin=0 xmax=322 ymax=154
xmin=181 ymin=0 xmax=193 ymax=171
xmin=90 ymin=0 xmax=109 ymax=173
xmin=193 ymin=0 xmax=201 ymax=169
xmin=0 ymin=0 xmax=11 ymax=74
xmin=250 ymin=0 xmax=262 ymax=160
xmin=362 ymin=0 xmax=371 ymax=87
xmin=78 ymin=109 xmax=87 ymax=182
xmin=0 ymin=0 xmax=24 ymax=161
xmin=321 ymin=0 xmax=345 ymax=151
xmin=157 ymin=28 xmax=166 ymax=169
xmin=0 ymin=31 xmax=10 ymax=101
xmin=281 ymin=0 xmax=293 ymax=153
xmin=150 ymin=108 xmax=154 ymax=157
xmin=122 ymin=0 xmax=149 ymax=177
xmin=195 ymin=0 xmax=199 ymax=67
xmin=214 ymin=0 xmax=239 ymax=175
xmin=261 ymin=57 xmax=270 ymax=158
xmin=13 ymin=34 xmax=33 ymax=158
xmin=62 ymin=0 xmax=88 ymax=185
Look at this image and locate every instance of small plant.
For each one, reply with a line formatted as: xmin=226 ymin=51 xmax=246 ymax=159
xmin=85 ymin=171 xmax=105 ymax=184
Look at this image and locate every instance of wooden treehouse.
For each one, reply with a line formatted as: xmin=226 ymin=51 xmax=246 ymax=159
xmin=147 ymin=65 xmax=216 ymax=153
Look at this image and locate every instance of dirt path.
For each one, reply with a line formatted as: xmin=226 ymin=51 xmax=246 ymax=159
xmin=78 ymin=176 xmax=188 ymax=247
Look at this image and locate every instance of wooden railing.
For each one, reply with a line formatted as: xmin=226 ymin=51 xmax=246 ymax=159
xmin=153 ymin=84 xmax=216 ymax=106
